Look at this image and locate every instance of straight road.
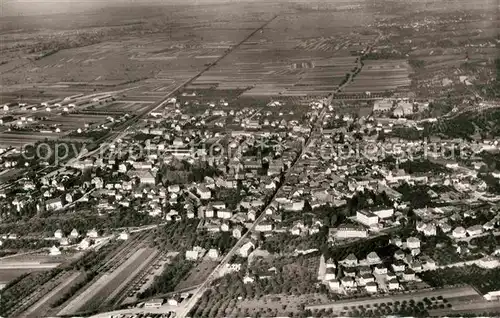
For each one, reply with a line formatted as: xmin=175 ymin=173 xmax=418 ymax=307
xmin=305 ymin=286 xmax=479 ymax=311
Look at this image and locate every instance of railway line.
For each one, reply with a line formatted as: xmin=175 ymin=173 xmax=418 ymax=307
xmin=105 ymin=251 xmax=165 ymax=308
xmin=55 ymin=232 xmax=150 ymax=316
xmin=95 ymin=231 xmax=149 ymax=274
xmin=5 ymin=270 xmax=68 ymax=317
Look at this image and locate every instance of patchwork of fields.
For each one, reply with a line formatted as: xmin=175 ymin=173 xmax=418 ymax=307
xmin=343 ymin=60 xmax=412 ymax=94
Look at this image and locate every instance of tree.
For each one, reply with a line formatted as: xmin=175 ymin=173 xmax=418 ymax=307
xmin=302 ymin=200 xmax=312 ymax=213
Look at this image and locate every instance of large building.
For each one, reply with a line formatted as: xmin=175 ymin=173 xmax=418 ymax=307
xmin=144 ymin=298 xmax=164 ymax=308
xmin=334 ymin=224 xmax=368 ymax=239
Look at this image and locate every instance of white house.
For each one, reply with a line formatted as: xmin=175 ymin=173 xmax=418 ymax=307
xmin=324 ymin=267 xmax=336 ymax=281
xmin=423 ymin=223 xmax=437 ymax=236
xmin=54 ymin=229 xmax=63 ymax=239
xmin=138 ymin=170 xmax=156 ymax=184
xmin=87 ymin=229 xmax=98 ymax=238
xmin=388 ymin=279 xmax=400 ymax=290
xmin=45 ymin=198 xmax=63 ymax=211
xmin=359 ymin=274 xmax=375 ymax=286
xmin=403 ymin=268 xmax=416 ymax=281
xmin=119 ymin=232 xmax=129 ymax=240
xmin=79 ymin=238 xmax=91 ymax=250
xmin=232 ymin=226 xmax=243 ymax=239
xmin=255 ymin=223 xmax=273 ymax=232
xmin=466 ymin=225 xmax=483 ymax=237
xmin=217 ymin=210 xmax=233 ymax=219
xmin=335 ymin=225 xmax=367 ymax=239
xmin=365 ymin=282 xmax=378 ymax=293
xmin=342 ymin=253 xmax=358 ymax=267
xmin=247 ymin=210 xmax=256 ymax=221
xmin=197 ymin=186 xmax=211 ymax=200
xmin=243 ymin=274 xmax=255 ymax=284
xmin=168 ymin=184 xmax=181 ymax=193
xmin=283 ymin=200 xmax=304 ymax=212
xmin=373 ymin=208 xmax=394 ymax=219
xmin=70 ymin=228 xmax=79 ymax=238
xmin=60 ymin=237 xmax=69 ymax=246
xmin=212 ymin=202 xmax=226 ymax=210
xmin=366 ymin=251 xmax=381 ymax=265
xmin=452 ymin=226 xmax=467 ymax=239
xmin=205 ymin=207 xmax=215 ymax=218
xmin=373 ymin=264 xmax=387 ymax=275
xmin=392 ymin=261 xmax=406 ymax=272
xmin=208 ymin=249 xmax=219 ymax=259
xmin=328 ymin=279 xmax=340 ymax=291
xmin=49 ymin=245 xmax=61 ymax=256
xmin=340 ymin=276 xmax=355 ymax=288
xmin=144 ymin=299 xmax=164 ymax=308
xmin=356 ymin=210 xmax=379 ymax=227
xmin=406 ymin=237 xmax=420 ymax=249
xmin=239 ymin=241 xmax=255 ymax=258
xmin=185 ymin=250 xmax=199 ymax=261
xmin=325 ymin=258 xmax=336 ymax=269
xmin=220 ymin=223 xmax=230 ymax=232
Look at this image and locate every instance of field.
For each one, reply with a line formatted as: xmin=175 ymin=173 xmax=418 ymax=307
xmin=94 ymin=101 xmax=153 ymax=113
xmin=0 ymin=253 xmax=68 ymax=269
xmin=175 ymin=257 xmax=219 ymax=290
xmin=39 ymin=113 xmax=112 ymax=130
xmin=343 ymin=60 xmax=412 ymax=94
xmin=0 ymin=131 xmax=63 ymax=148
xmin=0 ymin=268 xmax=47 ymax=285
xmin=191 ymin=12 xmax=376 ymax=97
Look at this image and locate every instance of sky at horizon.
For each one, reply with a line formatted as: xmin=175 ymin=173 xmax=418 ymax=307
xmin=1 ymin=0 xmax=268 ymax=17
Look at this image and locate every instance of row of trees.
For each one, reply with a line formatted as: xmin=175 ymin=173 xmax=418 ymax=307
xmin=419 ymin=265 xmax=500 ymax=294
xmin=138 ymin=254 xmax=193 ymax=299
xmin=0 ymin=207 xmax=157 ymax=236
xmin=188 ymin=255 xmax=320 ymax=315
xmin=0 ymin=268 xmax=63 ymax=316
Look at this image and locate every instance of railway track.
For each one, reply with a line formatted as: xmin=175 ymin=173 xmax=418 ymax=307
xmin=105 ymin=251 xmax=165 ymax=308
xmin=56 ymin=233 xmax=151 ymax=316
xmin=95 ymin=231 xmax=149 ymax=274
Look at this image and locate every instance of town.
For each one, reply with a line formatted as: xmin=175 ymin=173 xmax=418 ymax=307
xmin=0 ymin=0 xmax=500 ymax=317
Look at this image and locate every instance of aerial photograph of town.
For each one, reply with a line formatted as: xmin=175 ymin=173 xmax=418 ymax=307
xmin=0 ymin=0 xmax=499 ymax=317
